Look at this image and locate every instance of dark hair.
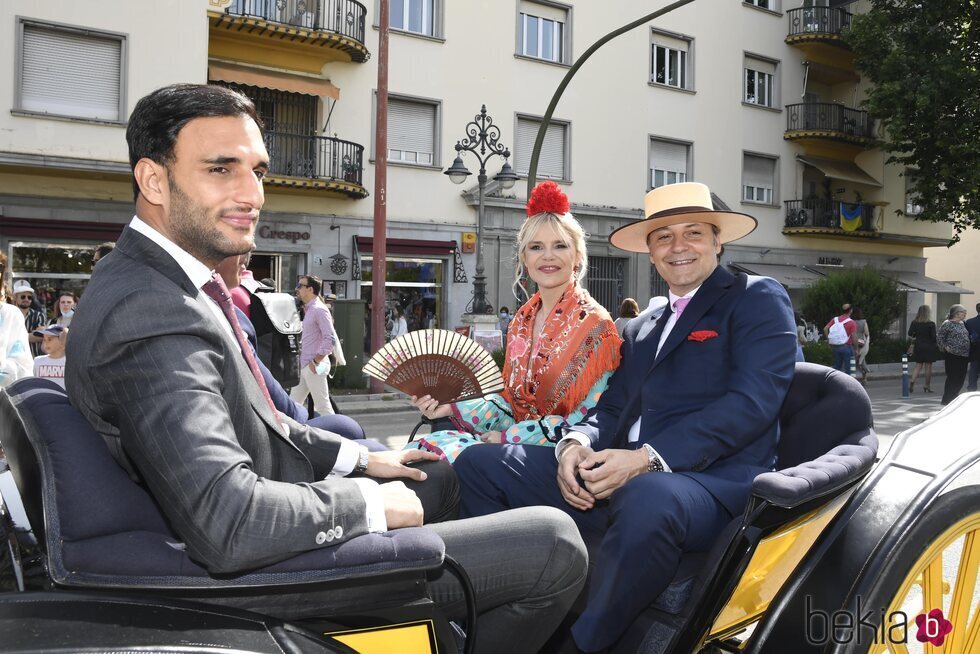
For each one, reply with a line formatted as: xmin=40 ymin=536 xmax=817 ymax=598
xmin=301 ymin=275 xmax=322 ymax=296
xmin=126 ymin=84 xmax=262 ymax=201
xmin=851 ymin=307 xmax=864 ymax=320
xmin=619 ymin=298 xmax=640 ymax=318
xmin=94 ymin=242 xmax=115 ymax=261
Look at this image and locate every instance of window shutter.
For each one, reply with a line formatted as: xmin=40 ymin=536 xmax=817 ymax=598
xmin=516 ymin=118 xmax=565 ymax=179
xmin=745 ymin=56 xmax=776 ymax=76
xmin=388 ymin=99 xmax=436 ymax=158
xmin=743 ymin=154 xmax=774 ymax=188
xmin=21 ymin=25 xmax=122 ymax=121
xmin=649 ymin=139 xmax=689 ymax=173
xmin=519 ymin=0 xmax=566 ymax=23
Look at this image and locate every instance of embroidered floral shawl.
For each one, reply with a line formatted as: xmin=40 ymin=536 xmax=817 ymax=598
xmin=502 ymin=282 xmax=621 ymax=421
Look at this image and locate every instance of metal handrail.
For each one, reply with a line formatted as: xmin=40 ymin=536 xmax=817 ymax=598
xmin=785 ymin=103 xmax=874 ymax=139
xmin=264 ymin=131 xmax=364 ymax=184
xmin=784 ymin=199 xmax=875 ymax=232
xmin=225 ymin=0 xmax=368 ymax=44
xmin=786 ymin=6 xmax=852 ymax=38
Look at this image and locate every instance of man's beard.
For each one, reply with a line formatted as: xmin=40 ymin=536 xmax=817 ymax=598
xmin=168 ymin=178 xmax=254 ymax=266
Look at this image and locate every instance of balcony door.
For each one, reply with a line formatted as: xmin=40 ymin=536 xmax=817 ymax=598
xmin=228 ymin=83 xmax=319 ymax=178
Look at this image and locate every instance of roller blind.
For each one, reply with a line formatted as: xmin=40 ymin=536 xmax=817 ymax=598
xmin=21 ymin=24 xmax=122 ymax=121
xmin=649 ymin=139 xmax=689 ymax=172
xmin=745 ymin=55 xmax=776 ymax=76
xmin=515 ymin=117 xmax=566 ymax=180
xmin=388 ymin=98 xmax=436 ymax=160
xmin=743 ymin=154 xmax=775 ymax=188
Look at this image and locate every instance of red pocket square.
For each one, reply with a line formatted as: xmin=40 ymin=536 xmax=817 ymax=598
xmin=688 ymin=330 xmax=719 ymax=342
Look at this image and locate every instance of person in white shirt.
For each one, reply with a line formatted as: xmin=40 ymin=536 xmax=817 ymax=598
xmin=32 ymin=324 xmax=68 ymax=389
xmin=0 ymin=252 xmax=33 ymax=388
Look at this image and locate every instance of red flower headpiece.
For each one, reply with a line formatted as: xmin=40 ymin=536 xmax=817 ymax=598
xmin=526 ymin=181 xmax=570 ymax=217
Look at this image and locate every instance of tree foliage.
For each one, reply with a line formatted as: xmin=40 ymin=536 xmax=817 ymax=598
xmin=846 ymin=0 xmax=980 ymax=238
xmin=800 ymin=267 xmax=904 ymax=343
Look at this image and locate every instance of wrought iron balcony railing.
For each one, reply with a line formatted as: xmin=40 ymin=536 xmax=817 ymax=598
xmin=784 ymin=199 xmax=875 ymax=233
xmin=785 ymin=103 xmax=874 ymax=140
xmin=226 ymin=0 xmax=367 ymax=45
xmin=265 ymin=131 xmax=364 ymax=185
xmin=786 ymin=7 xmax=852 ymax=38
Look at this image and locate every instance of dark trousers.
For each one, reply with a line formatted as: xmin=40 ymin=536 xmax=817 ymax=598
xmin=968 ymin=358 xmax=979 ymax=392
xmin=942 ymin=354 xmax=970 ymax=405
xmin=455 ymin=444 xmax=731 ymax=653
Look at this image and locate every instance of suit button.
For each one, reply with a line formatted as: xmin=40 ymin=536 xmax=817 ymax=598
xmin=334 ymin=526 xmax=343 ymax=539
xmin=315 ymin=531 xmax=327 ymax=545
xmin=325 ymin=529 xmax=336 ymax=542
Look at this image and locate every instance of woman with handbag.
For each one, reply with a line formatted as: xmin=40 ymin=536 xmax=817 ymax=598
xmin=937 ymin=304 xmax=971 ymax=405
xmin=908 ymin=304 xmax=940 ymax=393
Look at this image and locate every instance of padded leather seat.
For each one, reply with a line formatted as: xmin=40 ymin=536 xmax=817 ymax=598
xmin=0 ymin=378 xmax=444 ymax=618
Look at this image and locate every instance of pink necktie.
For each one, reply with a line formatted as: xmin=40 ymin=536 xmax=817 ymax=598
xmin=201 ymin=273 xmax=283 ymax=430
xmin=673 ymin=297 xmax=691 ymax=318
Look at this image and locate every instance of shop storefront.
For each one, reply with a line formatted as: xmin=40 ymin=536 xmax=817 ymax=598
xmin=354 ymin=237 xmax=458 ymax=340
xmin=2 ymin=217 xmax=125 ymax=319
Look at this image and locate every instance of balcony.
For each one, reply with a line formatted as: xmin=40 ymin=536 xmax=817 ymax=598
xmin=785 ymin=7 xmax=856 ymax=81
xmin=209 ymin=0 xmax=369 ymax=73
xmin=784 ymin=103 xmax=875 ymax=155
xmin=264 ymin=132 xmax=368 ymax=199
xmin=783 ymin=199 xmax=876 ymax=237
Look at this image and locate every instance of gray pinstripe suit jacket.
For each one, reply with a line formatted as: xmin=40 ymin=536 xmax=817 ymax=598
xmin=66 ymin=226 xmax=368 ymax=573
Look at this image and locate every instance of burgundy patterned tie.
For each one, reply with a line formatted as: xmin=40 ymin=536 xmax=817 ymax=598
xmin=201 ymin=272 xmax=283 ymax=429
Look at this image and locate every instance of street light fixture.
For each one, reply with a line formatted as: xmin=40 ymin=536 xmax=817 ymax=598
xmin=444 ymin=104 xmax=517 ymax=315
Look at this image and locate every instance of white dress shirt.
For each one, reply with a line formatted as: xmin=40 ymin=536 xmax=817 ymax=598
xmin=555 ymin=289 xmax=702 ymax=471
xmin=129 ymin=217 xmax=384 ymax=531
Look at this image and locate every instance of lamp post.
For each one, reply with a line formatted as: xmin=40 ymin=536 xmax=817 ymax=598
xmin=445 ymin=105 xmax=518 ymax=315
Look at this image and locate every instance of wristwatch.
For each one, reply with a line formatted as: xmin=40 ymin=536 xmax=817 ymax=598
xmin=641 ymin=443 xmax=665 ymax=473
xmin=352 ymin=446 xmax=369 ymax=476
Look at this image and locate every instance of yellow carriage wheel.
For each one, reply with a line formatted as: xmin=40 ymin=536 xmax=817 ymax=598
xmin=862 ymin=488 xmax=980 ymax=654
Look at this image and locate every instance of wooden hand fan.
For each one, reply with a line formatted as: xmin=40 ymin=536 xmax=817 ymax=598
xmin=363 ymin=329 xmax=504 ymax=404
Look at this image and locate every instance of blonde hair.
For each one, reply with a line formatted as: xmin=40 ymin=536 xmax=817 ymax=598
xmin=914 ymin=304 xmax=931 ymax=323
xmin=513 ymin=211 xmax=588 ymax=301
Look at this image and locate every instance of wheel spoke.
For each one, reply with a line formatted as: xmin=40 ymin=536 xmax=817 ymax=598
xmin=946 ymin=529 xmax=980 ymax=653
xmin=922 ymin=552 xmax=946 ymax=654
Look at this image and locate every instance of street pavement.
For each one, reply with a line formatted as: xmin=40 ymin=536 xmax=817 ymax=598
xmin=336 ymin=371 xmax=962 ymax=455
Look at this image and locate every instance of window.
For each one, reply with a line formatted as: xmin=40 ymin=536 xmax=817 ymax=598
xmin=905 ymin=169 xmax=923 ymax=216
xmin=743 ymin=153 xmax=777 ymax=205
xmin=389 ymin=0 xmax=440 ymax=37
xmin=745 ymin=0 xmax=776 ymax=9
xmin=387 ymin=96 xmax=439 ymax=166
xmin=16 ymin=19 xmax=126 ymax=122
xmin=514 ymin=115 xmax=569 ymax=181
xmin=518 ymin=1 xmax=569 ymax=63
xmin=650 ymin=31 xmax=692 ymax=90
xmin=744 ymin=55 xmax=777 ymax=107
xmin=649 ymin=138 xmax=691 ymax=189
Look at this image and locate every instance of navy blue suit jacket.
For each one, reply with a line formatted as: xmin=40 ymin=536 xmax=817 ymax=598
xmin=573 ymin=266 xmax=797 ymax=515
xmin=965 ymin=314 xmax=980 ymax=361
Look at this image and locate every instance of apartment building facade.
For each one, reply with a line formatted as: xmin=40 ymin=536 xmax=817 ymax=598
xmin=0 ymin=0 xmax=964 ymax=342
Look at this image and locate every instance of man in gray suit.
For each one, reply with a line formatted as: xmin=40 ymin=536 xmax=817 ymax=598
xmin=66 ymin=84 xmax=585 ymax=653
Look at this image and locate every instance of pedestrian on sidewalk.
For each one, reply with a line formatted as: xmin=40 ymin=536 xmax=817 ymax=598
xmin=937 ymin=304 xmax=970 ymax=405
xmin=852 ymin=307 xmax=871 ymax=383
xmin=824 ymin=303 xmax=857 ymax=375
xmin=908 ymin=304 xmax=939 ymax=393
xmin=966 ymin=302 xmax=980 ymax=392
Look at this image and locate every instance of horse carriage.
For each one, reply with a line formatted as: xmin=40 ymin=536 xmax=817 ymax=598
xmin=1 ymin=364 xmax=979 ymax=653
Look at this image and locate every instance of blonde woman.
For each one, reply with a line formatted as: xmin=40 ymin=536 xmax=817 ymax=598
xmin=410 ymin=182 xmax=622 ymax=463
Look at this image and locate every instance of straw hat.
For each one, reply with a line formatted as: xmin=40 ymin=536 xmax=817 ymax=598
xmin=609 ymin=182 xmax=757 ymax=253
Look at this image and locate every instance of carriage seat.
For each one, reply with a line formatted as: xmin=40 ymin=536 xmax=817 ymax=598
xmin=0 ymin=377 xmax=445 ymax=619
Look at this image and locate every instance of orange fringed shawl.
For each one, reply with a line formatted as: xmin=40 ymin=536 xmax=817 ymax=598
xmin=502 ymin=282 xmax=622 ymax=421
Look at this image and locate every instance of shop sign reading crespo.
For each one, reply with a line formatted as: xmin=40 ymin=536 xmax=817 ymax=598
xmin=258 ymin=224 xmax=312 ymax=244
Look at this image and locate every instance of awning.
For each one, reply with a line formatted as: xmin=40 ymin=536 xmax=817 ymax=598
xmin=729 ymin=263 xmax=826 ymax=289
xmin=797 ymin=156 xmax=882 ymax=188
xmin=208 ymin=62 xmax=340 ymax=99
xmin=885 ymin=271 xmax=973 ymax=295
xmin=356 ymin=237 xmax=457 ymax=257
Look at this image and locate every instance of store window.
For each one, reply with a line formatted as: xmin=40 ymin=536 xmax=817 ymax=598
xmin=8 ymin=242 xmax=97 ymax=321
xmin=360 ymin=257 xmax=444 ymax=341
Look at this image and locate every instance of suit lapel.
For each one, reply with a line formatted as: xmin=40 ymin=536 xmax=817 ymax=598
xmin=648 ymin=266 xmax=734 ymax=376
xmin=119 ymin=227 xmax=290 ymax=440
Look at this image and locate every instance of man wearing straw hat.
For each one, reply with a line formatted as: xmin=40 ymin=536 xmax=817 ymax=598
xmin=456 ymin=182 xmax=798 ymax=652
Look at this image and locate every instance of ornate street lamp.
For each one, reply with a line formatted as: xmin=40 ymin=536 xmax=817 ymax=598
xmin=445 ymin=105 xmax=518 ymax=315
